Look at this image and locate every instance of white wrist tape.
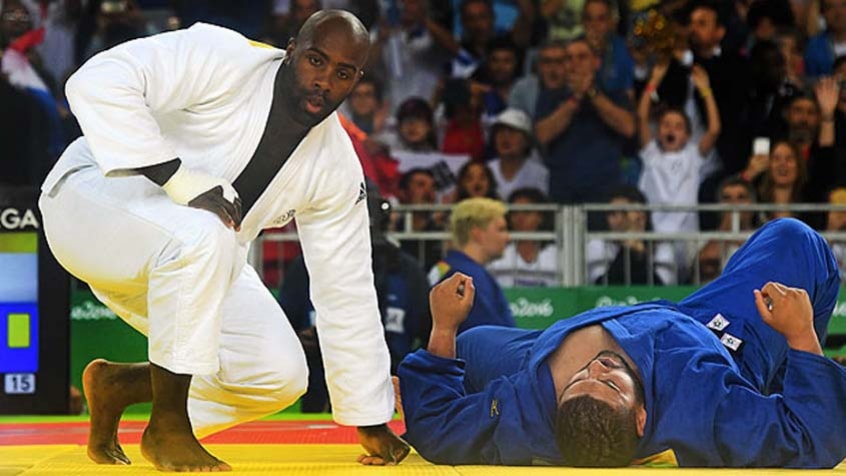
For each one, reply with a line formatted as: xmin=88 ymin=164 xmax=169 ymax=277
xmin=162 ymin=165 xmax=239 ymax=206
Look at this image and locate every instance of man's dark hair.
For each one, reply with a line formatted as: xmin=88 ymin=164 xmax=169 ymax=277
xmin=606 ymin=184 xmax=647 ymax=204
xmin=716 ymin=175 xmax=756 ymax=202
xmin=833 ymin=54 xmax=846 ymax=72
xmin=507 ymin=187 xmax=548 ymax=204
xmin=399 ymin=167 xmax=436 ymax=191
xmin=556 ymin=351 xmax=645 ymax=467
xmin=785 ymin=93 xmax=820 ymax=114
xmin=688 ymin=0 xmax=728 ymax=27
xmin=556 ymin=395 xmax=641 ymax=466
xmin=507 ymin=187 xmax=554 ymax=234
xmin=566 ymin=35 xmax=600 ymax=56
xmin=396 ymin=97 xmax=434 ymax=123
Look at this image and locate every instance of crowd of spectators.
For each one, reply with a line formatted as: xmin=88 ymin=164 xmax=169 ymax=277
xmin=4 ymin=0 xmax=846 ymax=286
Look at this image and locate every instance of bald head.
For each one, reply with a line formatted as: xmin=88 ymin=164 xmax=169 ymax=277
xmin=296 ymin=10 xmax=370 ymax=55
xmin=278 ymin=10 xmax=372 ymax=128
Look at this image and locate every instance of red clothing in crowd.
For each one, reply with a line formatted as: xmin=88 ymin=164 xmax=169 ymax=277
xmin=441 ymin=118 xmax=485 ymax=161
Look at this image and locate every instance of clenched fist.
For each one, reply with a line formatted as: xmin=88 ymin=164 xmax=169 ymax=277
xmin=754 ymin=282 xmax=822 ymax=355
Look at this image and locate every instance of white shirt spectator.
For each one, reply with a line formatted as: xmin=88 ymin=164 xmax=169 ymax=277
xmin=586 ymin=239 xmax=678 ymax=285
xmin=489 ymin=157 xmax=549 ymax=200
xmin=373 ymin=25 xmax=450 ymax=113
xmin=638 ymin=140 xmax=701 ymax=234
xmin=488 ymin=243 xmax=559 ymax=287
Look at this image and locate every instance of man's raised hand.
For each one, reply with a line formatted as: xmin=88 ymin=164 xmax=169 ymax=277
xmin=429 ymin=273 xmax=475 ymax=332
xmin=754 ymin=282 xmax=822 ymax=355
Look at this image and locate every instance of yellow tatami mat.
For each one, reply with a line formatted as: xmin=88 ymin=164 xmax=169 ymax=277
xmin=1 ymin=444 xmax=844 ymax=475
xmin=0 ymin=445 xmax=78 ymax=476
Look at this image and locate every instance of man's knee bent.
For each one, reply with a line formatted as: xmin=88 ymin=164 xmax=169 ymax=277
xmin=168 ymin=213 xmax=242 ymax=276
xmin=229 ymin=351 xmax=309 ymax=412
xmin=267 ymin=356 xmax=309 ymax=406
xmin=756 ymin=218 xmax=816 ymax=247
xmin=180 ymin=213 xmax=238 ymax=252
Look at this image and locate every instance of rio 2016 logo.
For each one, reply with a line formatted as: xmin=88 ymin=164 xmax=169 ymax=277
xmin=595 ymin=295 xmax=644 ymax=307
xmin=510 ymin=298 xmax=554 ymax=318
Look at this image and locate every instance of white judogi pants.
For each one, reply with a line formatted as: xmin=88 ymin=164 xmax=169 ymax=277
xmin=39 ymin=164 xmax=308 ymax=437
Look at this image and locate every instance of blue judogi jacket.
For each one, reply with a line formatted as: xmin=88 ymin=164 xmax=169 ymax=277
xmin=399 ymin=219 xmax=846 ymax=468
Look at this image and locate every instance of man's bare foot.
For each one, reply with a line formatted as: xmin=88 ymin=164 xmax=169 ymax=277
xmin=83 ymin=359 xmax=152 ymax=465
xmin=141 ymin=422 xmax=231 ymax=472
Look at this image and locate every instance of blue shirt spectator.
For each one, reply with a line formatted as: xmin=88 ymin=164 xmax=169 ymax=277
xmin=581 ymin=0 xmax=634 ymax=93
xmin=535 ymin=85 xmax=632 ymax=203
xmin=804 ymin=0 xmax=846 ymax=78
xmin=599 ymin=35 xmax=635 ymax=92
xmin=805 ymin=33 xmax=841 ymax=78
xmin=533 ymin=38 xmax=635 ymax=203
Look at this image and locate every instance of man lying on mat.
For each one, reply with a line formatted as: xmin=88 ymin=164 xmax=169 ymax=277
xmin=398 ymin=218 xmax=846 ymax=468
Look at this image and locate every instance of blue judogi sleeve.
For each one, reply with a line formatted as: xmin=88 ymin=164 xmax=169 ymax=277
xmin=398 ymin=349 xmax=559 ymax=465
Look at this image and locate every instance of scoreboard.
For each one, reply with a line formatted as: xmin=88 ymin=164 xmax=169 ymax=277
xmin=0 ymin=187 xmax=69 ymax=414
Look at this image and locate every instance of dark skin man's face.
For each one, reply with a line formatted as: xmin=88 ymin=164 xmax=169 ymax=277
xmin=280 ymin=17 xmax=370 ymax=128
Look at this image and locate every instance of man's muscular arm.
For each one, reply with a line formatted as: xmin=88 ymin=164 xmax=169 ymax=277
xmin=357 ymin=273 xmax=474 ymax=466
xmin=427 ymin=273 xmax=475 ymax=358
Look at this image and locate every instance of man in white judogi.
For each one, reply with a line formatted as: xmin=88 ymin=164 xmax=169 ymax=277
xmin=39 ymin=10 xmax=408 ymax=472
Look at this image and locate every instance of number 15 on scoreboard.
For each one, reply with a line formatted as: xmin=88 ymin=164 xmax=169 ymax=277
xmin=4 ymin=373 xmax=36 ymax=394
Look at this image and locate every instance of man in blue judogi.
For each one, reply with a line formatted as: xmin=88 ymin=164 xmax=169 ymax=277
xmin=398 ymin=218 xmax=846 ymax=468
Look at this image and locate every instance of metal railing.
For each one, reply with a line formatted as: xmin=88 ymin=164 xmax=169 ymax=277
xmin=253 ymin=203 xmax=846 ymax=288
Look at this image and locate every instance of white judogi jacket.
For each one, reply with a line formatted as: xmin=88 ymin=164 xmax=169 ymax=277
xmin=44 ymin=23 xmax=394 ymax=426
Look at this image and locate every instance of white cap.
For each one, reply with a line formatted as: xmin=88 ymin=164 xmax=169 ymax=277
xmin=492 ymin=108 xmax=532 ymax=135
